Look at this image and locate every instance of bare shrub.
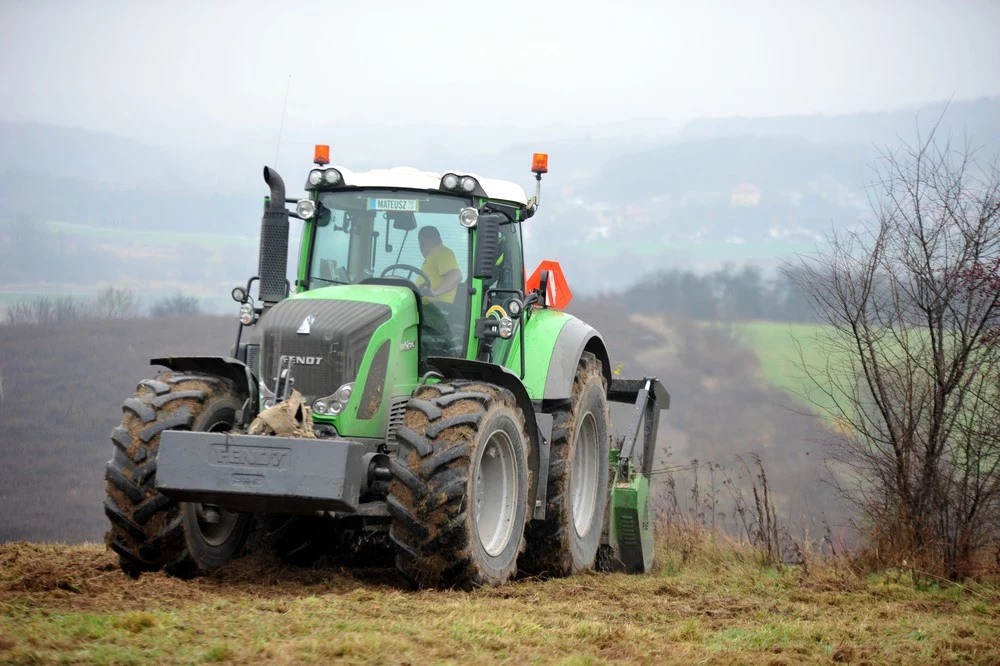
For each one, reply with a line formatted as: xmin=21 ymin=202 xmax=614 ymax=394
xmin=92 ymin=286 xmax=140 ymax=319
xmin=653 ymin=453 xmax=803 ymax=568
xmin=786 ymin=110 xmax=1000 ymax=579
xmin=4 ymin=295 xmax=84 ymax=325
xmin=150 ymin=292 xmax=201 ymax=318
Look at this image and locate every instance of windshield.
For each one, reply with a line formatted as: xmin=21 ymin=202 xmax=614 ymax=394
xmin=309 ymin=190 xmax=471 ymax=289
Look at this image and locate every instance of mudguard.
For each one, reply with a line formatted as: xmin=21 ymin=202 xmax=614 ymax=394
xmin=542 ymin=316 xmax=612 ymax=400
xmin=510 ymin=310 xmax=612 ymax=402
xmin=150 ymin=356 xmax=259 ymax=421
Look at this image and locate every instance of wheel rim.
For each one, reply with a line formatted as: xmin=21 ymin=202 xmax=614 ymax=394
xmin=571 ymin=411 xmax=600 ymax=537
xmin=192 ymin=415 xmax=241 ymax=547
xmin=194 ymin=504 xmax=241 ymax=546
xmin=474 ymin=429 xmax=519 ymax=557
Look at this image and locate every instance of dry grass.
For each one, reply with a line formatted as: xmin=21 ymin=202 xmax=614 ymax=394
xmin=2 ymin=537 xmax=998 ymax=665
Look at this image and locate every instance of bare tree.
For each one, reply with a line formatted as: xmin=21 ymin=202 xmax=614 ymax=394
xmin=4 ymin=294 xmax=82 ymax=325
xmin=150 ymin=292 xmax=201 ymax=318
xmin=92 ymin=286 xmax=140 ymax=319
xmin=786 ymin=113 xmax=1000 ymax=578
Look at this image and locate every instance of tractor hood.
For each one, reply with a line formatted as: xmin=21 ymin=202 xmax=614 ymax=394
xmin=249 ymin=284 xmax=417 ymax=405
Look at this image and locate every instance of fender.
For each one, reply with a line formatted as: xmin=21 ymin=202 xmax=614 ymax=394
xmin=542 ymin=317 xmax=612 ymax=400
xmin=150 ymin=356 xmax=259 ymax=422
xmin=425 ymin=356 xmax=543 ymax=517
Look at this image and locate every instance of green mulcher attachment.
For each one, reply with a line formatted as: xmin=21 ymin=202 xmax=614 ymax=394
xmin=603 ymin=377 xmax=670 ymax=574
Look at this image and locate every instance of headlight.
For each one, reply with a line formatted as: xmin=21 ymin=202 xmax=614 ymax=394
xmin=461 ymin=176 xmax=477 ymax=192
xmin=334 ymin=383 xmax=353 ymax=403
xmin=459 ymin=207 xmax=479 ymax=228
xmin=442 ymin=173 xmax=459 ymax=190
xmin=507 ymin=298 xmax=522 ymax=317
xmin=498 ymin=316 xmax=514 ymax=339
xmin=239 ymin=303 xmax=255 ymax=325
xmin=308 ymin=170 xmax=324 ymax=186
xmin=296 ymin=199 xmax=317 ymax=219
xmin=323 ymin=169 xmax=341 ymax=185
xmin=312 ymin=382 xmax=353 ymax=418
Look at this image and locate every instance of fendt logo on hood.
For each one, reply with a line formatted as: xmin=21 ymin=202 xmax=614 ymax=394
xmin=279 ymin=355 xmax=324 ymax=366
xmin=297 ymin=314 xmax=316 ymax=335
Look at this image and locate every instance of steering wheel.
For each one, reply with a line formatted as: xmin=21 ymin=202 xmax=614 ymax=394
xmin=380 ymin=263 xmax=431 ymax=290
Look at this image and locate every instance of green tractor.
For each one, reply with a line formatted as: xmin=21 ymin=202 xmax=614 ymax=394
xmin=103 ymin=148 xmax=670 ymax=588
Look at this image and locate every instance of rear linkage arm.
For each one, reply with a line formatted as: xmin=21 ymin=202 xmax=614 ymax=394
xmin=607 ymin=377 xmax=671 ymax=479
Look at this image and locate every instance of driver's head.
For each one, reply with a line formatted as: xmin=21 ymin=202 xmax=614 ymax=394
xmin=418 ymin=225 xmax=442 ymax=258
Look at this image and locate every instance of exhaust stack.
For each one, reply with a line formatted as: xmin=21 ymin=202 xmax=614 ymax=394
xmin=258 ymin=166 xmax=289 ymax=303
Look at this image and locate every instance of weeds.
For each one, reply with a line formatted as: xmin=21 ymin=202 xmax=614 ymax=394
xmin=653 ymin=453 xmax=806 ymax=569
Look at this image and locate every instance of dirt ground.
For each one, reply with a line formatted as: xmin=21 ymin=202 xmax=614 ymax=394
xmin=2 ymin=541 xmax=998 ymax=665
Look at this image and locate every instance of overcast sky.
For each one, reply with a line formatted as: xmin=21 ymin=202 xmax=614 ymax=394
xmin=2 ymin=0 xmax=998 ymax=149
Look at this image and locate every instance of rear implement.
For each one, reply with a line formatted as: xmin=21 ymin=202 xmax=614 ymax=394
xmin=604 ymin=378 xmax=670 ymax=574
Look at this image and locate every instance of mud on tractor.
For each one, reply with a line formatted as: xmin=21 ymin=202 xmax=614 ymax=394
xmin=103 ymin=147 xmax=670 ymax=588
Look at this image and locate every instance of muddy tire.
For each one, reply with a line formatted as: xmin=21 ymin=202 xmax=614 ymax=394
xmin=103 ymin=371 xmax=254 ymax=578
xmin=387 ymin=381 xmax=530 ymax=589
xmin=521 ymin=352 xmax=611 ymax=577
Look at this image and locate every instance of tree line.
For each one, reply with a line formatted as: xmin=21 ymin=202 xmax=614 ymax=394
xmin=3 ymin=287 xmax=202 ymax=325
xmin=617 ymin=263 xmax=816 ymax=322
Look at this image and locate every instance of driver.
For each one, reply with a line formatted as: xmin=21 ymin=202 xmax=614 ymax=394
xmin=413 ymin=225 xmax=462 ymax=361
xmin=416 ymin=226 xmax=461 ymax=303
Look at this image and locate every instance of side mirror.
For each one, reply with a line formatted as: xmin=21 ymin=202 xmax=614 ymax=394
xmin=472 ymin=213 xmax=503 ymax=280
xmin=316 ymin=206 xmax=332 ymax=227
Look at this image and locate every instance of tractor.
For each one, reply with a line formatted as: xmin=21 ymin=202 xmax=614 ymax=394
xmin=103 ymin=147 xmax=670 ymax=588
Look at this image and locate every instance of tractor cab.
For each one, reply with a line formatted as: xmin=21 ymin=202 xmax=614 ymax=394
xmin=287 ymin=149 xmax=544 ymax=373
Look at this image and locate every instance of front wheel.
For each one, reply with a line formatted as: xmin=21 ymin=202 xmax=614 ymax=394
xmin=387 ymin=381 xmax=531 ymax=589
xmin=103 ymin=372 xmax=254 ymax=578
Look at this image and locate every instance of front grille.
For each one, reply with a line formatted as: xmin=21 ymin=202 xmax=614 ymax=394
xmin=385 ymin=397 xmax=409 ymax=448
xmin=259 ymin=299 xmax=391 ymax=402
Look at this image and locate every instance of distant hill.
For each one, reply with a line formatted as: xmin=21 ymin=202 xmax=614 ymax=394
xmin=0 ymin=123 xmax=261 ymax=234
xmin=588 ymin=134 xmax=874 ymax=201
xmin=675 ymin=97 xmax=1000 ymax=155
xmin=3 ymin=97 xmax=998 ymax=297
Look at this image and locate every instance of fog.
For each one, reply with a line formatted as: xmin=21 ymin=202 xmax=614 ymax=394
xmin=3 ymin=0 xmax=998 ymax=154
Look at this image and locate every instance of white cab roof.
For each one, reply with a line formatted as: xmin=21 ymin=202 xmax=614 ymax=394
xmin=323 ymin=165 xmax=528 ymax=206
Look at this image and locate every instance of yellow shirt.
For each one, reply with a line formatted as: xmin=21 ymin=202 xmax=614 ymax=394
xmin=420 ymin=244 xmax=460 ymax=304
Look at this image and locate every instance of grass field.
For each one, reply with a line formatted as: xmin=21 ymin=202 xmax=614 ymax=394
xmin=2 ymin=538 xmax=997 ymax=665
xmin=730 ymin=321 xmax=851 ymax=422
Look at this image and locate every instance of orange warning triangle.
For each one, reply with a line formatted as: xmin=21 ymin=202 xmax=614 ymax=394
xmin=525 ymin=260 xmax=573 ymax=309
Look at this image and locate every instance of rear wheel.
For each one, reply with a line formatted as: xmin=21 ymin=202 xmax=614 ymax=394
xmin=103 ymin=371 xmax=254 ymax=578
xmin=521 ymin=352 xmax=611 ymax=576
xmin=387 ymin=381 xmax=530 ymax=589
